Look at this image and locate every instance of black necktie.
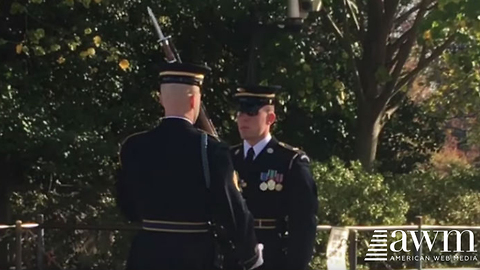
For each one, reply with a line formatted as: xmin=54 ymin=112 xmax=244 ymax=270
xmin=245 ymin=147 xmax=255 ymax=163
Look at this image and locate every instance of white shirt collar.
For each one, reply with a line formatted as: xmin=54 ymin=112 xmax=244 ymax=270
xmin=243 ymin=133 xmax=272 ymax=160
xmin=163 ymin=116 xmax=193 ymax=124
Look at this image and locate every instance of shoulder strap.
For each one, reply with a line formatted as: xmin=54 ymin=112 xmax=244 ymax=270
xmin=201 ymin=133 xmax=240 ymax=267
xmin=201 ymin=133 xmax=211 ymax=189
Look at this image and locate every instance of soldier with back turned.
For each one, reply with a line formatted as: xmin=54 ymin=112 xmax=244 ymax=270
xmin=115 ymin=62 xmax=264 ymax=270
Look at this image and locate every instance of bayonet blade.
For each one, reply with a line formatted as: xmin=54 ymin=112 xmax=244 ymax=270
xmin=147 ymin=7 xmax=167 ymax=42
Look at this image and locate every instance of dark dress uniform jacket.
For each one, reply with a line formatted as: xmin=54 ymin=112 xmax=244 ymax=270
xmin=115 ymin=118 xmax=259 ymax=270
xmin=231 ymin=137 xmax=318 ymax=270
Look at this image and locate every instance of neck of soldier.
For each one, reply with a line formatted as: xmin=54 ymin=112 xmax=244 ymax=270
xmin=164 ymin=109 xmax=195 ymax=124
xmin=246 ymin=130 xmax=270 ymax=147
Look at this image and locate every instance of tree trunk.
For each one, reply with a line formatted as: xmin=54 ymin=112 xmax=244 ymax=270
xmin=0 ymin=180 xmax=12 ymax=269
xmin=355 ymin=100 xmax=385 ymax=171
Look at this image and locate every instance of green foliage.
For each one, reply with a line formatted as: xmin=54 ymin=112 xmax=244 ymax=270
xmin=384 ymin=164 xmax=480 ymax=269
xmin=309 ymin=158 xmax=480 ymax=269
xmin=313 ymin=157 xmax=408 ymax=226
xmin=310 ymin=157 xmax=408 ymax=270
xmin=377 ymin=100 xmax=445 ymax=173
xmin=10 ymin=189 xmax=133 ymax=269
xmin=421 ymin=39 xmax=480 ymax=148
xmin=410 ymin=0 xmax=480 ymax=149
xmin=390 ymin=162 xmax=480 ymax=225
xmin=321 ymin=0 xmax=480 ymax=169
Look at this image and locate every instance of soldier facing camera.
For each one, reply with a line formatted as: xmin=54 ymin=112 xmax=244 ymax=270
xmin=230 ymin=84 xmax=318 ymax=270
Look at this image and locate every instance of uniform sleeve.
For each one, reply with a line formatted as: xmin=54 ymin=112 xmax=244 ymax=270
xmin=209 ymin=142 xmax=262 ymax=269
xmin=114 ymin=138 xmax=141 ymax=222
xmin=285 ymin=153 xmax=318 ymax=269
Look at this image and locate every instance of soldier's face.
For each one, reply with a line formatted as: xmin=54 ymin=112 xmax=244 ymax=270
xmin=236 ymin=106 xmax=275 ymax=141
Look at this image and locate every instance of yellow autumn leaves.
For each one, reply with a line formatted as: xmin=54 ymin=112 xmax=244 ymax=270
xmin=80 ymin=34 xmax=129 ymax=71
xmin=56 ymin=35 xmax=100 ymax=64
xmin=119 ymin=59 xmax=130 ymax=70
xmin=77 ymin=33 xmax=101 ymax=59
xmin=16 ymin=43 xmax=23 ymax=54
xmin=423 ymin=19 xmax=467 ymax=42
xmin=423 ymin=30 xmax=432 ymax=41
xmin=93 ymin=36 xmax=101 ymax=47
xmin=14 ymin=31 xmax=128 ymax=71
xmin=79 ymin=47 xmax=96 ymax=58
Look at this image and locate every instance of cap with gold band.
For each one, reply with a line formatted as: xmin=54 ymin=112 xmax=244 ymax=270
xmin=233 ymin=85 xmax=281 ymax=115
xmin=159 ymin=62 xmax=211 ymax=87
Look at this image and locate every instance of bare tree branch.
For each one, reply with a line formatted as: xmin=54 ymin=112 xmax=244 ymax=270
xmin=321 ymin=5 xmax=365 ymax=103
xmin=384 ymin=95 xmax=405 ymax=121
xmin=419 ymin=40 xmax=427 ymax=63
xmin=346 ymin=0 xmax=361 ymax=33
xmin=358 ymin=13 xmax=366 ymax=43
xmin=386 ymin=31 xmax=415 ymax=87
xmin=379 ymin=0 xmax=430 ymax=104
xmin=360 ymin=0 xmax=389 ymax=100
xmin=381 ymin=0 xmax=401 ymax=73
xmin=385 ymin=71 xmax=418 ymax=121
xmin=386 ymin=28 xmax=414 ymax=65
xmin=341 ymin=1 xmax=365 ymax=102
xmin=394 ymin=4 xmax=421 ymax=27
xmin=355 ymin=0 xmax=366 ymax=42
xmin=341 ymin=0 xmax=353 ymax=39
xmin=320 ymin=8 xmax=344 ymax=40
xmin=393 ymin=1 xmax=437 ymax=29
xmin=387 ymin=1 xmax=437 ymax=65
xmin=381 ymin=77 xmax=412 ymax=125
xmin=395 ymin=34 xmax=456 ymax=92
xmin=351 ymin=60 xmax=366 ymax=103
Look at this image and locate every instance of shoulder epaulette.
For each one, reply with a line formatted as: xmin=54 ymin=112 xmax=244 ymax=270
xmin=120 ymin=130 xmax=149 ymax=147
xmin=278 ymin=141 xmax=311 ymax=169
xmin=230 ymin=143 xmax=242 ymax=150
xmin=278 ymin=141 xmax=302 ymax=152
xmin=231 ymin=143 xmax=242 ymax=156
xmin=118 ymin=130 xmax=149 ymax=166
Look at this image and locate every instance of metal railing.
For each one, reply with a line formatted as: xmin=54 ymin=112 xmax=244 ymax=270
xmin=1 ymin=215 xmax=480 ymax=270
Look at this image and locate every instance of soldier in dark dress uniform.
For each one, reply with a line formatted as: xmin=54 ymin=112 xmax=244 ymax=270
xmin=115 ymin=63 xmax=263 ymax=270
xmin=230 ymin=85 xmax=318 ymax=270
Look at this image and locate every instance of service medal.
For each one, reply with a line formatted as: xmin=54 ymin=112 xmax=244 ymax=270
xmin=267 ymin=179 xmax=275 ymax=190
xmin=259 ymin=182 xmax=268 ymax=191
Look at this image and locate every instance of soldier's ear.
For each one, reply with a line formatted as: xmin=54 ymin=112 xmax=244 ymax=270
xmin=189 ymin=94 xmax=195 ymax=109
xmin=157 ymin=92 xmax=163 ymax=105
xmin=266 ymin=111 xmax=276 ymax=125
